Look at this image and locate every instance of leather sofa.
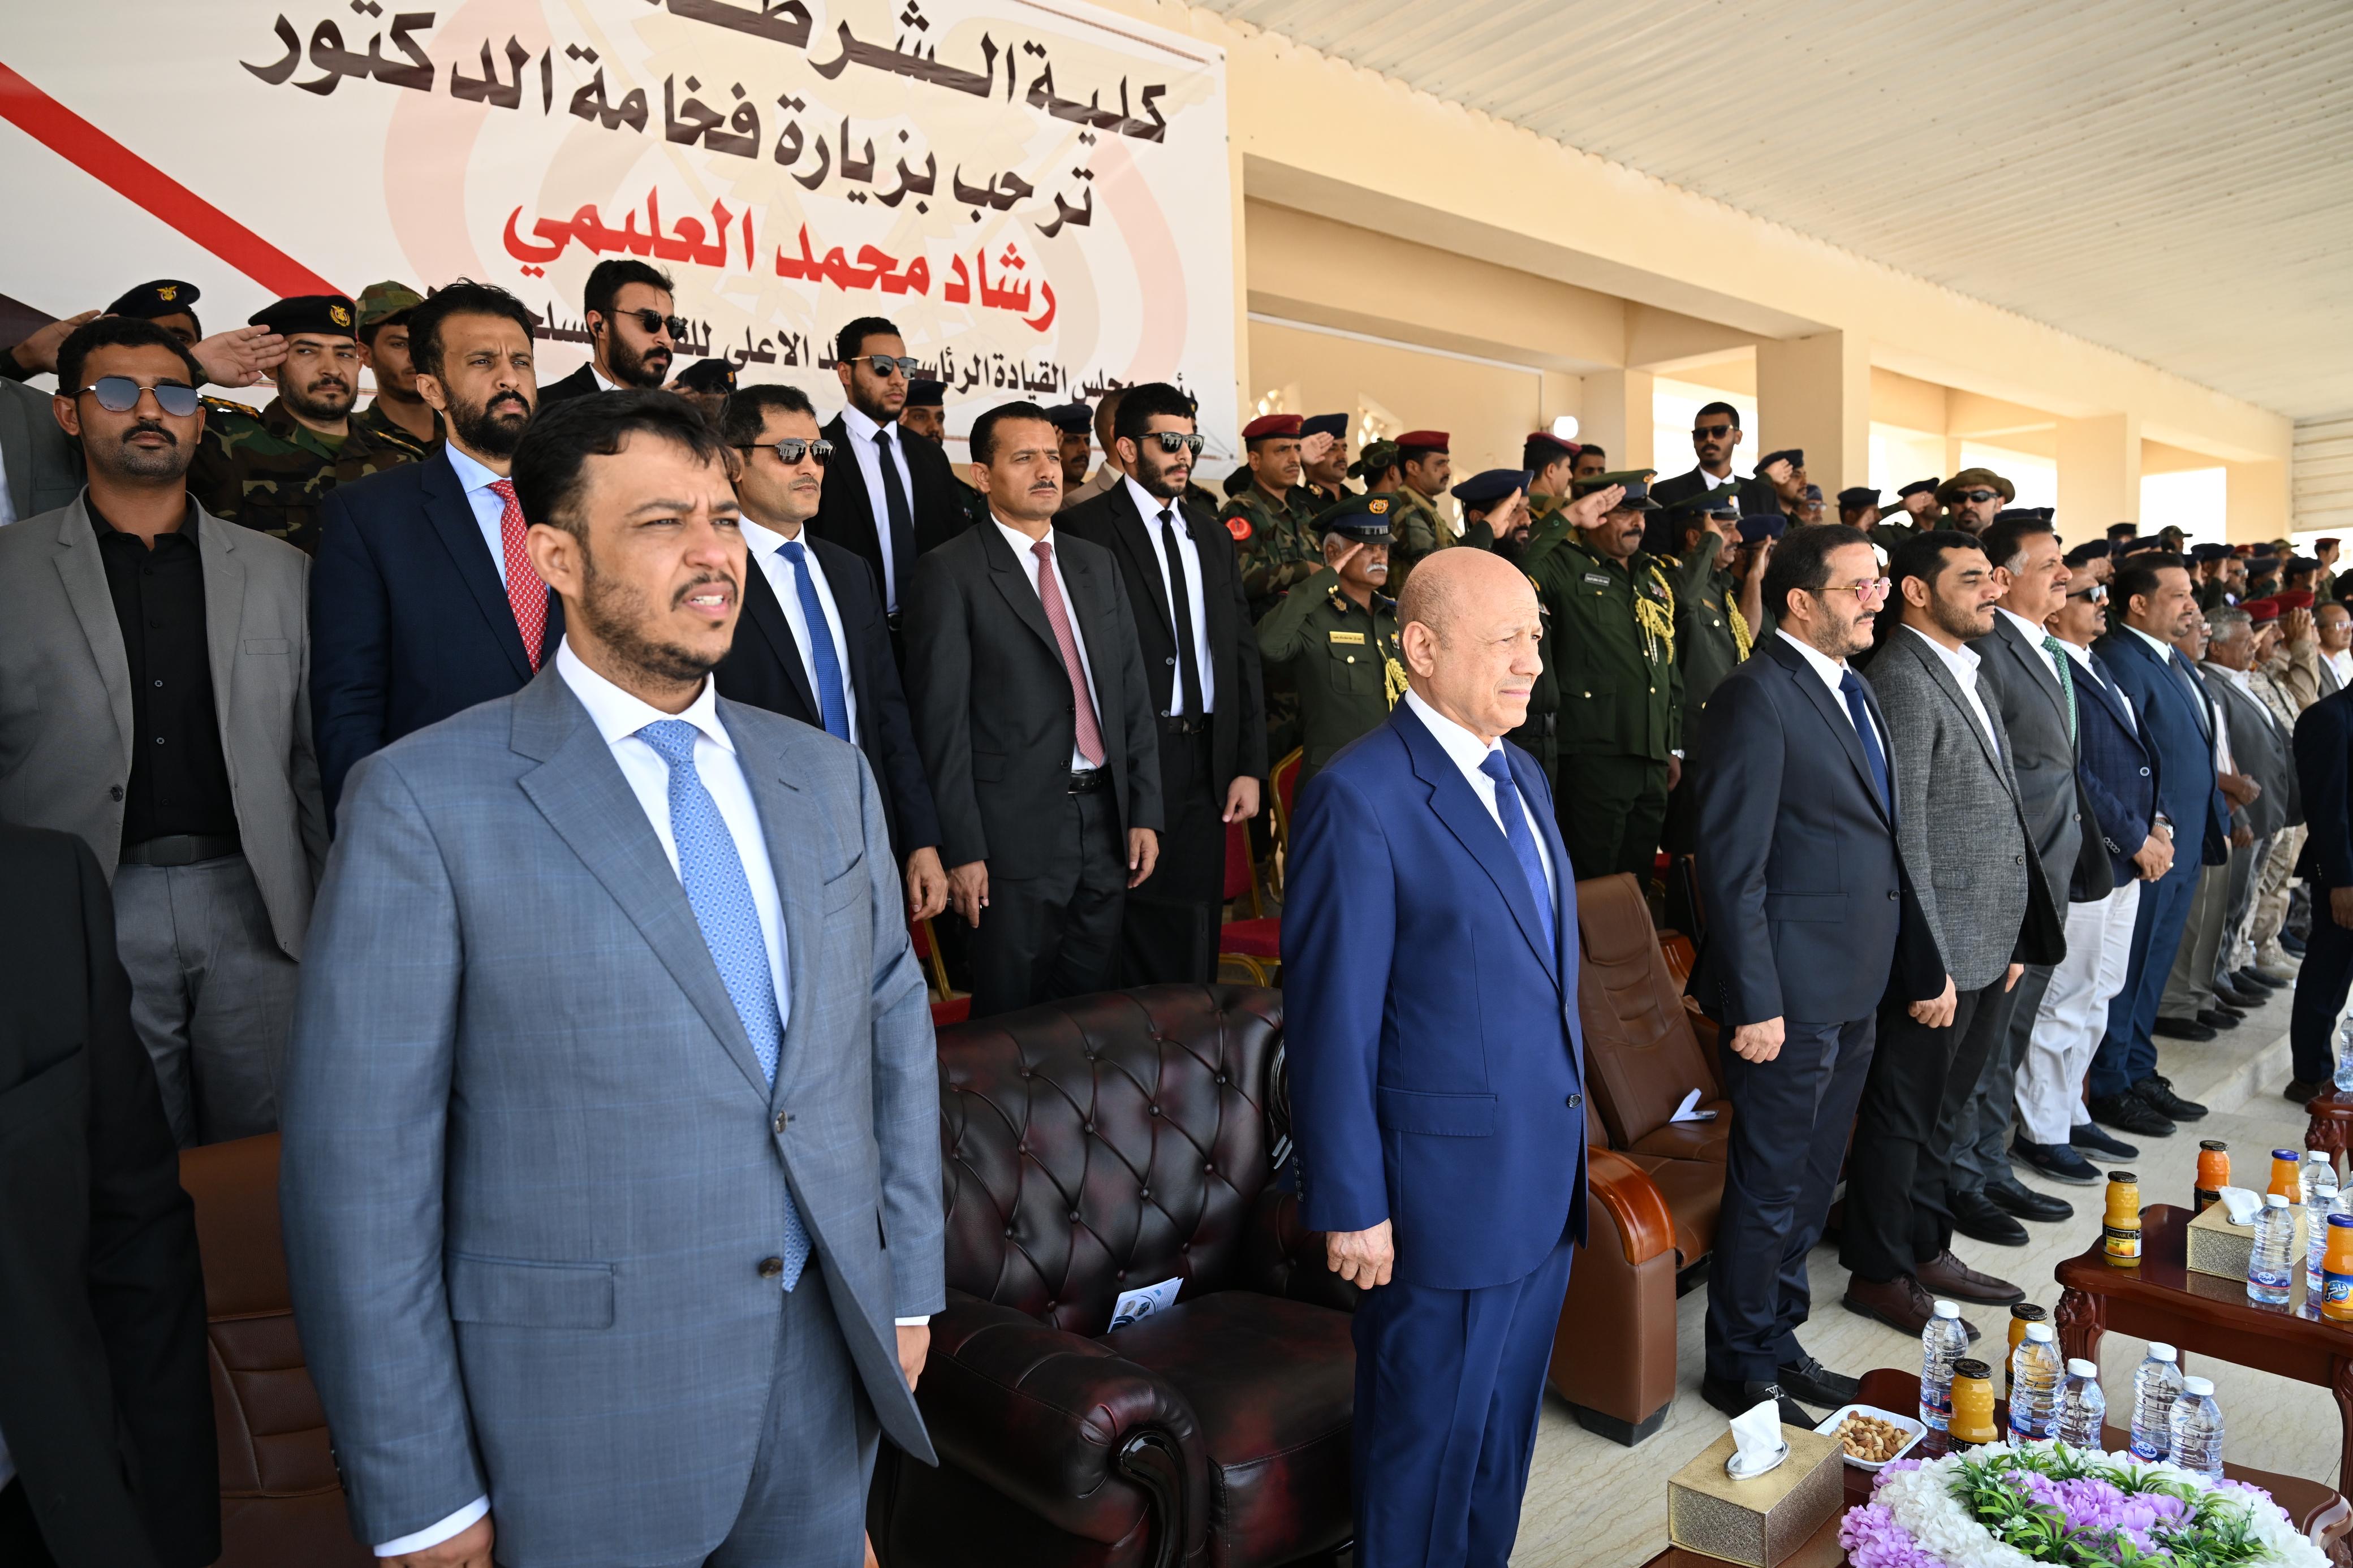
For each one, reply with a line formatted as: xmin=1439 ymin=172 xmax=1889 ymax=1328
xmin=868 ymin=985 xmax=1357 ymax=1568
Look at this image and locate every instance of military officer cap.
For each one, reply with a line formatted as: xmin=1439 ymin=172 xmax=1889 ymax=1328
xmin=1803 ymin=483 xmax=1824 ymax=503
xmin=1240 ymin=412 xmax=1301 ymax=443
xmin=1994 ymin=507 xmax=2055 ymax=527
xmin=1450 ymin=468 xmax=1532 ymax=509
xmin=249 ymin=293 xmax=359 ymax=339
xmin=1046 ymin=401 xmax=1093 ymax=434
xmin=2249 ymin=541 xmax=2278 ymax=560
xmin=1348 ymin=438 xmax=1400 ymax=478
xmin=354 ymin=280 xmax=424 ymax=335
xmin=1395 ymin=429 xmax=1450 ymax=452
xmin=2116 ymin=536 xmax=2172 ymax=559
xmin=1299 ymin=412 xmax=1348 ymax=441
xmin=905 ymin=378 xmax=946 ymax=407
xmin=1937 ymin=467 xmax=2015 ymax=504
xmin=1738 ymin=512 xmax=1790 ymax=544
xmin=1837 ymin=486 xmax=1881 ymax=509
xmin=2243 ymin=597 xmax=2281 ymax=625
xmin=1755 ymin=447 xmax=1804 ymax=473
xmin=1895 ymin=478 xmax=1941 ymax=500
xmin=2288 ymin=555 xmax=2324 ymax=574
xmin=1572 ymin=468 xmax=1658 ymax=500
xmin=674 ymin=358 xmax=737 ymax=394
xmin=2062 ymin=539 xmax=2111 ymax=567
xmin=2189 ymin=542 xmax=2231 ymax=563
xmin=1687 ymin=489 xmax=1740 ymax=519
xmin=105 ymin=278 xmax=202 ymax=322
xmin=1318 ymin=492 xmax=1395 ymax=543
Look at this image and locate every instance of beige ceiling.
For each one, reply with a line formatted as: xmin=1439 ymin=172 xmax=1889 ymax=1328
xmin=1192 ymin=0 xmax=2353 ymax=422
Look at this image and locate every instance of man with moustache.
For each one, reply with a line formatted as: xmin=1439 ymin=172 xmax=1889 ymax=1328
xmin=311 ymin=282 xmax=557 ymax=824
xmin=1937 ymin=469 xmax=2014 ymax=536
xmin=534 ymin=259 xmax=679 ymax=404
xmin=1258 ymin=496 xmax=1409 ymax=789
xmin=1298 ymin=412 xmax=1352 ymax=506
xmin=352 ymin=281 xmax=443 ymax=452
xmin=189 ymin=293 xmax=415 ymax=554
xmin=1223 ymin=413 xmax=1323 ymax=619
xmin=1754 ymin=450 xmax=1808 ymax=526
xmin=1647 ymin=401 xmax=1775 ymax=555
xmin=1386 ymin=431 xmax=1456 ymax=593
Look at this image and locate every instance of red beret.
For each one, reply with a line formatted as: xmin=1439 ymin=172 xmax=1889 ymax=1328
xmin=2277 ymin=588 xmax=2315 ymax=610
xmin=1525 ymin=431 xmax=1579 ymax=460
xmin=1396 ymin=430 xmax=1450 ymax=451
xmin=2243 ymin=597 xmax=2280 ymax=624
xmin=1240 ymin=413 xmax=1301 ymax=441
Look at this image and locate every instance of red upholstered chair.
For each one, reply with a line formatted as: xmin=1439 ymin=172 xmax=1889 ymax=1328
xmin=868 ymin=986 xmax=1357 ymax=1568
xmin=1267 ymin=749 xmax=1303 ymax=892
xmin=1218 ymin=820 xmax=1281 ymax=983
xmin=910 ymin=915 xmax=971 ymax=1026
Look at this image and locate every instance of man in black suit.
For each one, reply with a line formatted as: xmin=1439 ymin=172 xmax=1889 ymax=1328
xmin=809 ymin=316 xmax=973 ymax=659
xmin=1644 ymin=400 xmax=1776 ymax=555
xmin=905 ymin=401 xmax=1163 ymax=1017
xmin=1061 ymin=382 xmax=1267 ymax=983
xmin=0 ymin=825 xmax=216 ymax=1568
xmin=713 ymin=382 xmax=947 ymax=921
xmin=2291 ymin=684 xmax=2353 ymax=1100
xmin=1688 ymin=523 xmax=1938 ymax=1424
xmin=535 ymin=258 xmax=678 ymax=405
xmin=312 ymin=280 xmax=559 ymax=823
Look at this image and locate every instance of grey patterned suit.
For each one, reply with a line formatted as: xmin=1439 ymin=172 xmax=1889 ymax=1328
xmin=280 ymin=664 xmax=941 ymax=1567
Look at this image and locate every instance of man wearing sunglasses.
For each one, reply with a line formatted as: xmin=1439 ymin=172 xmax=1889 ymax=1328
xmin=0 ymin=314 xmax=326 ymax=1149
xmin=1935 ymin=468 xmax=2014 ymax=536
xmin=537 ymin=258 xmax=679 ymax=405
xmin=1649 ymin=401 xmax=1776 ymax=555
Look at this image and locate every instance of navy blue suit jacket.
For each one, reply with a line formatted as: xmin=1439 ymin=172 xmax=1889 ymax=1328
xmin=2092 ymin=628 xmax=2229 ymax=866
xmin=1282 ymin=702 xmax=1586 ymax=1292
xmin=311 ymin=450 xmax=562 ymax=826
xmin=2295 ymin=688 xmax=2353 ymax=889
xmin=2073 ymin=650 xmax=2159 ymax=886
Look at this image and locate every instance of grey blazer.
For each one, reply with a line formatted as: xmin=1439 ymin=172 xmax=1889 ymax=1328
xmin=0 ymin=495 xmax=325 ymax=955
xmin=2201 ymin=662 xmax=2297 ymax=837
xmin=278 ymin=666 xmax=942 ymax=1561
xmin=1971 ymin=613 xmax=2084 ymax=900
xmin=0 ymin=378 xmax=82 ymax=522
xmin=1868 ymin=628 xmax=2041 ymax=991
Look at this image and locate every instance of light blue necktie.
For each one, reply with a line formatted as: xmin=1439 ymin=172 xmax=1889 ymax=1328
xmin=776 ymin=540 xmax=850 ymax=741
xmin=1479 ymin=751 xmax=1556 ymax=954
xmin=637 ymin=719 xmax=811 ymax=1290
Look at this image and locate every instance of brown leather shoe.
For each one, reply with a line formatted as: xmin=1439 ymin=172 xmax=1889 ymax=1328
xmin=1842 ymin=1272 xmax=1935 ymax=1335
xmin=1916 ymin=1248 xmax=2024 ymax=1306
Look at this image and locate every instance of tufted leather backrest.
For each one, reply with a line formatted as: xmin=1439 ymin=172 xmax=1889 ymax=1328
xmin=1574 ymin=874 xmax=1722 ymax=1150
xmin=937 ymin=985 xmax=1286 ymax=1337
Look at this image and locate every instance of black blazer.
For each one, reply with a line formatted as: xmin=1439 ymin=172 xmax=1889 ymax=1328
xmin=0 ymin=827 xmax=216 ymax=1568
xmin=2296 ymin=687 xmax=2353 ymax=888
xmin=535 ymin=364 xmax=601 ymax=406
xmin=807 ymin=412 xmax=973 ymax=611
xmin=712 ymin=533 xmax=942 ymax=859
xmin=1643 ymin=468 xmax=1778 ymax=554
xmin=903 ymin=520 xmax=1163 ymax=877
xmin=1058 ymin=480 xmax=1269 ymax=789
xmin=311 ymin=450 xmax=564 ymax=826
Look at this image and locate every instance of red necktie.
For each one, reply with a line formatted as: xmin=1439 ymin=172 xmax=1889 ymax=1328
xmin=1031 ymin=540 xmax=1105 ymax=767
xmin=489 ymin=478 xmax=547 ymax=671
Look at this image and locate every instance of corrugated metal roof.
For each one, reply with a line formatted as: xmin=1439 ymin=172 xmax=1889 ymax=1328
xmin=1195 ymin=0 xmax=2353 ymax=422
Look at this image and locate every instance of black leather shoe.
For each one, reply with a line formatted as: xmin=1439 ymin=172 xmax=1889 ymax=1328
xmin=2196 ymin=1009 xmax=2240 ymax=1031
xmin=2135 ymin=1075 xmax=2207 ymax=1121
xmin=2071 ymin=1121 xmax=2140 ymax=1160
xmin=2013 ymin=1138 xmax=2103 ymax=1185
xmin=1950 ymin=1190 xmax=2030 ymax=1246
xmin=2285 ymin=1078 xmax=2326 ymax=1105
xmin=2239 ymin=966 xmax=2291 ymax=989
xmin=2210 ymin=983 xmax=2261 ymax=1010
xmin=1986 ymin=1177 xmax=2074 ymax=1222
xmin=1702 ymin=1375 xmax=1815 ymax=1428
xmin=2153 ymin=1016 xmax=2216 ymax=1041
xmin=2279 ymin=932 xmax=2308 ymax=956
xmin=1775 ymin=1352 xmax=1861 ymax=1409
xmin=2089 ymin=1092 xmax=2175 ymax=1138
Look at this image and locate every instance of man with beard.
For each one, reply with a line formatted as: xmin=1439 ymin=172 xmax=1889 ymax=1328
xmin=311 ymin=281 xmax=556 ymax=826
xmin=352 ymin=281 xmax=442 ymax=452
xmin=1936 ymin=468 xmax=2014 ymax=535
xmin=1648 ymin=401 xmax=1775 ymax=555
xmin=1257 ymin=495 xmax=1408 ymax=789
xmin=1877 ymin=479 xmax=1942 ymax=548
xmin=189 ymin=293 xmax=415 ymax=554
xmin=1223 ymin=413 xmax=1324 ymax=621
xmin=1056 ymin=389 xmax=1128 ymax=513
xmin=1048 ymin=401 xmax=1094 ymax=491
xmin=898 ymin=377 xmax=949 ymax=447
xmin=1837 ymin=488 xmax=1882 ymax=530
xmin=1754 ymin=448 xmax=1807 ymax=526
xmin=1298 ymin=412 xmax=1352 ymax=506
xmin=1385 ymin=430 xmax=1455 ymax=594
xmin=0 ymin=315 xmax=324 ymax=1146
xmin=1673 ymin=493 xmax=1769 ymax=720
xmin=535 ymin=259 xmax=678 ymax=404
xmin=1062 ymin=382 xmax=1266 ymax=983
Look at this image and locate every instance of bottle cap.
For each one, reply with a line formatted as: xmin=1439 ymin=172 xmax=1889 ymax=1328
xmin=2025 ymin=1322 xmax=2055 ymax=1342
xmin=2067 ymin=1358 xmax=2098 ymax=1377
xmin=2109 ymin=1170 xmax=2137 ymax=1183
xmin=2276 ymin=1148 xmax=2302 ymax=1160
xmin=2151 ymin=1343 xmax=2178 ymax=1361
xmin=2200 ymin=1139 xmax=2228 ymax=1151
xmin=2011 ymin=1303 xmax=2048 ymax=1320
xmin=2266 ymin=1191 xmax=2291 ymax=1207
xmin=1933 ymin=1299 xmax=1961 ymax=1318
xmin=2332 ymin=1212 xmax=2353 ymax=1229
xmin=2309 ymin=1151 xmax=2333 ymax=1163
xmin=2180 ymin=1376 xmax=2214 ymax=1396
xmin=1953 ymin=1358 xmax=1990 ymax=1380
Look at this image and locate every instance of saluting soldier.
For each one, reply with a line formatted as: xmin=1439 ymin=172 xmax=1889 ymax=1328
xmin=1299 ymin=412 xmax=1352 ymax=506
xmin=1256 ymin=493 xmax=1407 ymax=787
xmin=1452 ymin=466 xmax=1576 ymax=785
xmin=1669 ymin=493 xmax=1771 ymax=718
xmin=1533 ymin=473 xmax=1683 ymax=882
xmin=1223 ymin=413 xmax=1324 ymax=620
xmin=1520 ymin=430 xmax=1582 ymax=526
xmin=1384 ymin=429 xmax=1454 ymax=595
xmin=188 ymin=293 xmax=417 ymax=554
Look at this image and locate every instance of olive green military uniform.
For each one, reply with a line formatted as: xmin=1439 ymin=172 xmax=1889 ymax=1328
xmin=1384 ymin=483 xmax=1452 ymax=597
xmin=189 ymin=396 xmax=417 ymax=555
xmin=353 ymin=398 xmax=441 ymax=453
xmin=1531 ymin=526 xmax=1682 ymax=883
xmin=1671 ymin=530 xmax=1757 ymax=717
xmin=1256 ymin=565 xmax=1406 ymax=786
xmin=1502 ymin=509 xmax=1573 ymax=787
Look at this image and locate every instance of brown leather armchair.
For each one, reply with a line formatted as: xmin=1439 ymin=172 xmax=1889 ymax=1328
xmin=178 ymin=1134 xmax=371 ymax=1568
xmin=868 ymin=986 xmax=1357 ymax=1568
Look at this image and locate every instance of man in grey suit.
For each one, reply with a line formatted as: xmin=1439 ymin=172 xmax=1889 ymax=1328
xmin=1841 ymin=530 xmax=2061 ymax=1336
xmin=281 ymin=392 xmax=941 ymax=1568
xmin=0 ymin=317 xmax=324 ymax=1146
xmin=2176 ymin=608 xmax=2295 ymax=1018
xmin=1947 ymin=512 xmax=2084 ymax=1246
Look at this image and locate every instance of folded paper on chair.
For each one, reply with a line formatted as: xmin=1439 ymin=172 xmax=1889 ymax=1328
xmin=1666 ymin=1426 xmax=1843 ymax=1567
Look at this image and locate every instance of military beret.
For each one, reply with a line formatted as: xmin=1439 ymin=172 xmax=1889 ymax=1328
xmin=904 ymin=378 xmax=946 ymax=407
xmin=1240 ymin=412 xmax=1300 ymax=442
xmin=1755 ymin=448 xmax=1804 ymax=473
xmin=1046 ymin=401 xmax=1093 ymax=434
xmin=2117 ymin=537 xmax=2173 ymax=559
xmin=1896 ymin=478 xmax=1941 ymax=500
xmin=354 ymin=280 xmax=424 ymax=332
xmin=1738 ymin=512 xmax=1789 ymax=544
xmin=1222 ymin=464 xmax=1253 ymax=498
xmin=1450 ymin=468 xmax=1532 ymax=508
xmin=2288 ymin=556 xmax=2324 ymax=574
xmin=673 ymin=358 xmax=736 ymax=394
xmin=2106 ymin=522 xmax=2141 ymax=539
xmin=1803 ymin=483 xmax=1824 ymax=503
xmin=1994 ymin=507 xmax=2052 ymax=527
xmin=2242 ymin=597 xmax=2281 ymax=624
xmin=1299 ymin=412 xmax=1348 ymax=441
xmin=1938 ymin=468 xmax=2015 ymax=504
xmin=1318 ymin=492 xmax=1395 ymax=543
xmin=1837 ymin=487 xmax=1881 ymax=509
xmin=249 ymin=293 xmax=358 ymax=339
xmin=2278 ymin=588 xmax=2316 ymax=610
xmin=2063 ymin=539 xmax=2111 ymax=565
xmin=1347 ymin=439 xmax=1400 ymax=478
xmin=2249 ymin=542 xmax=2278 ymax=559
xmin=1524 ymin=430 xmax=1580 ymax=464
xmin=105 ymin=278 xmax=201 ymax=322
xmin=1395 ymin=429 xmax=1449 ymax=452
xmin=2188 ymin=542 xmax=2230 ymax=563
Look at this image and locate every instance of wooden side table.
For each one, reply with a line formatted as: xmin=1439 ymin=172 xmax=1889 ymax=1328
xmin=2309 ymin=1087 xmax=2353 ymax=1178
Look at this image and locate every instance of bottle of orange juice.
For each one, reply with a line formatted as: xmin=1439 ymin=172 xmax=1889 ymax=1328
xmin=2195 ymin=1141 xmax=2230 ymax=1213
xmin=2270 ymin=1148 xmax=2304 ymax=1200
xmin=2104 ymin=1172 xmax=2141 ymax=1267
xmin=2324 ymin=1212 xmax=2353 ymax=1323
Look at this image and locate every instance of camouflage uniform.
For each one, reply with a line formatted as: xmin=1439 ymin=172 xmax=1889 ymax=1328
xmin=1222 ymin=483 xmax=1324 ymax=623
xmin=189 ymin=397 xmax=417 ymax=555
xmin=353 ymin=398 xmax=441 ymax=454
xmin=1256 ymin=565 xmax=1406 ymax=787
xmin=1384 ymin=483 xmax=1453 ymax=597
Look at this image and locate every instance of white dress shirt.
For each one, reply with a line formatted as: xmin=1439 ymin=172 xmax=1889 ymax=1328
xmin=1402 ymin=688 xmax=1556 ymax=902
xmin=1774 ymin=630 xmax=1890 ymax=759
xmin=444 ymin=442 xmax=519 ymax=586
xmin=2327 ymin=647 xmax=2353 ymax=690
xmin=2058 ymin=639 xmax=2136 ymax=732
xmin=1996 ymin=607 xmax=2068 ymax=690
xmin=843 ymin=403 xmax=918 ymax=612
xmin=1122 ymin=476 xmax=1215 ymax=715
xmin=1907 ymin=625 xmax=2001 ymax=757
xmin=739 ymin=516 xmax=859 ymax=741
xmin=995 ymin=517 xmax=1106 ymax=770
xmin=590 ymin=364 xmax=620 ymax=392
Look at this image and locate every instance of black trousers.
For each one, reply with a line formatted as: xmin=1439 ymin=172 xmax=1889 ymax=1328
xmin=0 ymin=1481 xmax=56 ymax=1568
xmin=1119 ymin=727 xmax=1222 ymax=987
xmin=967 ymin=787 xmax=1127 ymax=1018
xmin=1704 ymin=1014 xmax=1877 ymax=1383
xmin=2290 ymin=880 xmax=2353 ymax=1085
xmin=1840 ymin=978 xmax=2020 ymax=1281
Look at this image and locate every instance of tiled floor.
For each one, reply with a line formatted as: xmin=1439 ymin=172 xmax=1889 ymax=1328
xmin=1509 ymin=974 xmax=2337 ymax=1567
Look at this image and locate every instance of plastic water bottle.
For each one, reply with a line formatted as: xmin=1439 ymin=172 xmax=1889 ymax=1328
xmin=1919 ymin=1298 xmax=1970 ymax=1433
xmin=2305 ymin=1154 xmax=2341 ymax=1291
xmin=2169 ymin=1376 xmax=2225 ymax=1479
xmin=2130 ymin=1343 xmax=2183 ymax=1458
xmin=2007 ymin=1321 xmax=2062 ymax=1440
xmin=2249 ymin=1191 xmax=2296 ymax=1305
xmin=2335 ymin=1018 xmax=2353 ymax=1094
xmin=2055 ymin=1358 xmax=2106 ymax=1447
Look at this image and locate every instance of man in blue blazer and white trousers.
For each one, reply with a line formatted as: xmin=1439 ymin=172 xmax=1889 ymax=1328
xmin=1285 ymin=545 xmax=1586 ymax=1568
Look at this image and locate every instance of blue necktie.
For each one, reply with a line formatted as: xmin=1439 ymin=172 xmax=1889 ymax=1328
xmin=636 ymin=719 xmax=811 ymax=1291
xmin=1479 ymin=751 xmax=1556 ymax=954
xmin=776 ymin=540 xmax=850 ymax=742
xmin=1839 ymin=669 xmax=1892 ymax=815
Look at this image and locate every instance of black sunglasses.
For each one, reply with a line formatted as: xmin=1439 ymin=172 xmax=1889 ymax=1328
xmin=1958 ymin=489 xmax=2000 ymax=504
xmin=734 ymin=438 xmax=831 ymax=466
xmin=863 ymin=354 xmax=920 ymax=379
xmin=1692 ymin=423 xmax=1733 ymax=440
xmin=1140 ymin=431 xmax=1205 ymax=455
xmin=79 ymin=377 xmax=200 ymax=417
xmin=617 ymin=308 xmax=688 ymax=339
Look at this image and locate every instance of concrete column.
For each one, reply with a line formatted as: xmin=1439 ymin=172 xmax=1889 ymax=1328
xmin=1755 ymin=331 xmax=1870 ymax=494
xmin=1579 ymin=369 xmax=1653 ymax=475
xmin=2225 ymin=459 xmax=2290 ymax=544
xmin=2056 ymin=413 xmax=2143 ymax=533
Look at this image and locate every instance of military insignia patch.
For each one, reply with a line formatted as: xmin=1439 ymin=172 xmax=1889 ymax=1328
xmin=1226 ymin=515 xmax=1252 ymax=541
xmin=329 ymin=303 xmax=352 ymax=327
xmin=157 ymin=284 xmax=179 ymax=302
xmin=1368 ymin=498 xmax=1390 ymax=515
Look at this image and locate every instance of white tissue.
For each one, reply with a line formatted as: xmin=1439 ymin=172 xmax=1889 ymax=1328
xmin=1671 ymin=1089 xmax=1718 ymax=1124
xmin=2217 ymin=1186 xmax=2261 ymax=1226
xmin=1729 ymin=1398 xmax=1784 ymax=1475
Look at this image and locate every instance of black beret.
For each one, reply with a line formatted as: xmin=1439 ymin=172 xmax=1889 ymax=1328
xmin=2062 ymin=540 xmax=2111 ymax=565
xmin=1450 ymin=468 xmax=1532 ymax=508
xmin=1837 ymin=487 xmax=1881 ymax=509
xmin=248 ymin=293 xmax=358 ymax=339
xmin=1299 ymin=412 xmax=1348 ymax=441
xmin=106 ymin=279 xmax=202 ymax=321
xmin=673 ymin=358 xmax=736 ymax=394
xmin=1738 ymin=512 xmax=1789 ymax=543
xmin=1896 ymin=478 xmax=1941 ymax=500
xmin=1755 ymin=448 xmax=1804 ymax=472
xmin=905 ymin=378 xmax=946 ymax=407
xmin=1046 ymin=401 xmax=1092 ymax=434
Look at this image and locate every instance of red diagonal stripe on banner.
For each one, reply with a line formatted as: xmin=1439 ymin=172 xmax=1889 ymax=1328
xmin=0 ymin=60 xmax=337 ymax=299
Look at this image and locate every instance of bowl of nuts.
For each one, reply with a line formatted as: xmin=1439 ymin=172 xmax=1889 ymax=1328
xmin=1814 ymin=1404 xmax=1925 ymax=1471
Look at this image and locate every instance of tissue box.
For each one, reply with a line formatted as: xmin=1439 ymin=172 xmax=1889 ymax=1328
xmin=2185 ymin=1199 xmax=2305 ymax=1282
xmin=1665 ymin=1425 xmax=1843 ymax=1567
